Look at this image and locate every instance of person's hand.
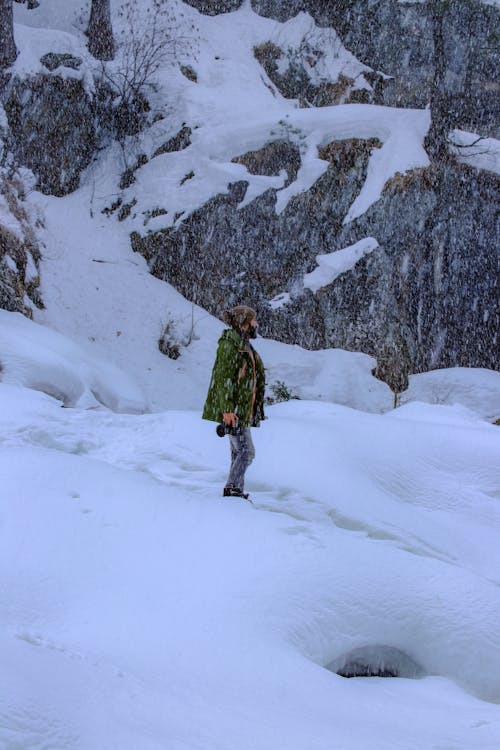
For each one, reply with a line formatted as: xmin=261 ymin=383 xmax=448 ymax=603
xmin=223 ymin=412 xmax=237 ymax=428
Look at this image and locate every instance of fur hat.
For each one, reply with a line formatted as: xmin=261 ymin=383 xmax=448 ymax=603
xmin=222 ymin=305 xmax=257 ymax=330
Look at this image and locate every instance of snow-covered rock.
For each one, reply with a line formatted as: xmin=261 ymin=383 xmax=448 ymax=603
xmin=402 ymin=367 xmax=500 ymax=422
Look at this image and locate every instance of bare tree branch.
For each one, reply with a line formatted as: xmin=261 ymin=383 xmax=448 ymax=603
xmin=111 ymin=0 xmax=178 ymax=102
xmin=449 ymin=136 xmax=486 ymax=149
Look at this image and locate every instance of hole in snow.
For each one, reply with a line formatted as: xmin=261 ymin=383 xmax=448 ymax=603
xmin=327 ymin=645 xmax=425 ymax=679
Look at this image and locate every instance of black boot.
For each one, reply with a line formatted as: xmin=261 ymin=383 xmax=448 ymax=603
xmin=223 ymin=486 xmax=249 ymax=500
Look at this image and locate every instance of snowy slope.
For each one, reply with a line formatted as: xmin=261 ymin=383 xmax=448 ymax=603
xmin=29 ymin=184 xmax=394 ymax=414
xmin=403 ymin=367 xmax=500 ymax=423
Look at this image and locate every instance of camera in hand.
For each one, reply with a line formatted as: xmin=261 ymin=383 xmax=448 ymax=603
xmin=216 ymin=422 xmax=240 ymax=437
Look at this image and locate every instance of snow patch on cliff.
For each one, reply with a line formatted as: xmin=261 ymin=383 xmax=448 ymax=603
xmin=304 ymin=236 xmax=379 ymax=293
xmin=449 ymin=129 xmax=500 ymax=176
xmin=270 ymin=10 xmax=371 ymax=87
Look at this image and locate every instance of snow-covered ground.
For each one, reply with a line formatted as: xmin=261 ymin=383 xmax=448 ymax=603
xmin=0 ymin=309 xmax=145 ymax=412
xmin=1 ymin=382 xmax=500 ymax=750
xmin=2 ymin=2 xmax=499 ymax=749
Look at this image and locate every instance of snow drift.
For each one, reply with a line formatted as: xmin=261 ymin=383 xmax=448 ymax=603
xmin=0 ymin=309 xmax=146 ymax=412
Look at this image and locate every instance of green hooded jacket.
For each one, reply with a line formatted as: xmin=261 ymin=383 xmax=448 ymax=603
xmin=202 ymin=328 xmax=266 ymax=427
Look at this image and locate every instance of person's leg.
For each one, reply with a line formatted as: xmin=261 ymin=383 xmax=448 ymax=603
xmin=225 ymin=427 xmax=255 ymax=491
xmin=226 ymin=435 xmax=238 ymax=487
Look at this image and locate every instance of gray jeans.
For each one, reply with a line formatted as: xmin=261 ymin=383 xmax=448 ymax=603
xmin=226 ymin=427 xmax=255 ymax=491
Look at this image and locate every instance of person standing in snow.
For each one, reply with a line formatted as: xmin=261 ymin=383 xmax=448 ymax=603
xmin=203 ymin=305 xmax=265 ymax=500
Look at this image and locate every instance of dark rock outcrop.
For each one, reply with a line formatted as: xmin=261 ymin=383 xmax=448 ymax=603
xmin=251 ymin=0 xmax=304 ymax=23
xmin=182 ymin=0 xmax=243 ymax=14
xmin=153 ymin=125 xmax=192 ymax=158
xmin=4 ymin=75 xmax=96 ymax=196
xmin=2 ymin=71 xmax=148 ymax=196
xmin=328 ymin=645 xmax=425 ymax=679
xmin=40 ymin=53 xmax=83 ymax=72
xmin=231 ymin=139 xmax=302 ymax=187
xmin=180 ymin=65 xmax=198 ymax=82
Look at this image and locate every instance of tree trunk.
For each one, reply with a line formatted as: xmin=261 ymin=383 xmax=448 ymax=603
xmin=424 ymin=0 xmax=452 ymax=161
xmin=0 ymin=0 xmax=18 ymax=70
xmin=87 ymin=0 xmax=115 ymax=61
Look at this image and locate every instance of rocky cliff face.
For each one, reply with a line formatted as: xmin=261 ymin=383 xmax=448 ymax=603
xmin=193 ymin=0 xmax=498 ymax=136
xmin=1 ymin=67 xmax=145 ymax=197
xmin=2 ymin=0 xmax=497 ymax=389
xmin=126 ymin=0 xmax=499 ymax=388
xmin=251 ymin=0 xmax=499 ymax=137
xmin=132 ymin=137 xmax=376 ymax=310
xmin=267 ymin=162 xmax=498 ymax=387
xmin=132 ymin=140 xmax=498 ymax=389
